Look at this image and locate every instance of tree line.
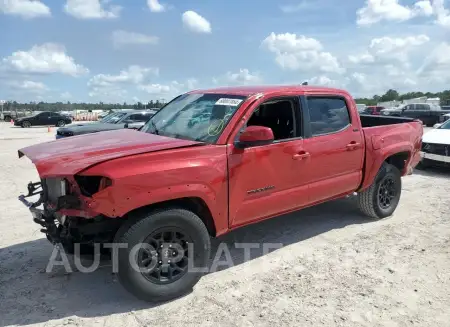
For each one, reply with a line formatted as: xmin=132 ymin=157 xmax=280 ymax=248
xmin=354 ymin=89 xmax=450 ymax=106
xmin=2 ymin=89 xmax=450 ymax=112
xmin=0 ymin=99 xmax=167 ymax=112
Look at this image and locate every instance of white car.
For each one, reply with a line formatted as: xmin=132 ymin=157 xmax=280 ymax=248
xmin=420 ymin=119 xmax=450 ymax=167
xmin=433 ymin=113 xmax=450 ymax=128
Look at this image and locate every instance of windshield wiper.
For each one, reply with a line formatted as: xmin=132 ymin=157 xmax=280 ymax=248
xmin=150 ymin=120 xmax=159 ymax=135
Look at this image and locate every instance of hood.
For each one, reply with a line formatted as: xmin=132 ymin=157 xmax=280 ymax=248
xmin=19 ymin=129 xmax=203 ymax=177
xmin=422 ymin=128 xmax=450 ymax=145
xmin=58 ymin=122 xmax=124 ymax=135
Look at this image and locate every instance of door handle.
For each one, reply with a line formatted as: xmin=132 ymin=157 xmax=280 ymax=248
xmin=346 ymin=142 xmax=360 ymax=150
xmin=293 ymin=152 xmax=310 ymax=160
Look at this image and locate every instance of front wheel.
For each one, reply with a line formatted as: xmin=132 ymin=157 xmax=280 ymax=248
xmin=357 ymin=163 xmax=402 ymax=219
xmin=115 ymin=208 xmax=211 ymax=302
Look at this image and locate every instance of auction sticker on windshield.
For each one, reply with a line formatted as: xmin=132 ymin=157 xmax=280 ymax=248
xmin=215 ymin=98 xmax=243 ymax=106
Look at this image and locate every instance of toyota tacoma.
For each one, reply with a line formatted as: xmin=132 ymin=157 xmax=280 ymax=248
xmin=18 ymin=85 xmax=423 ymax=302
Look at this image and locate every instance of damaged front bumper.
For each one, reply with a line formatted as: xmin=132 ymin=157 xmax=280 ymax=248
xmin=18 ymin=181 xmax=64 ymax=244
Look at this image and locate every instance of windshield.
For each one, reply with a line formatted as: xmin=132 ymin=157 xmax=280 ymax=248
xmin=99 ymin=112 xmax=114 ymax=122
xmin=141 ymin=93 xmax=247 ymax=143
xmin=103 ymin=112 xmax=127 ymax=123
xmin=438 ymin=119 xmax=450 ymax=129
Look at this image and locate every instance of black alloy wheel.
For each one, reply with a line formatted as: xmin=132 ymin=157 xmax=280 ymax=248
xmin=137 ymin=227 xmax=192 ymax=285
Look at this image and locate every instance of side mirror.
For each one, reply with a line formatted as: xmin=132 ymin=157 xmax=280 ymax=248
xmin=235 ymin=126 xmax=274 ymax=148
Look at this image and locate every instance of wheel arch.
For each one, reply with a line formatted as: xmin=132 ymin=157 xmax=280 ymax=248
xmin=121 ymin=197 xmax=217 ymax=237
xmin=360 ymin=148 xmax=412 ymax=191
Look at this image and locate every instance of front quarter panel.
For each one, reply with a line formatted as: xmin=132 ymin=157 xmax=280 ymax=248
xmin=79 ymin=144 xmax=229 ymax=235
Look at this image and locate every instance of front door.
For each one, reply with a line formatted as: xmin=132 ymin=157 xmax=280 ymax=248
xmin=302 ymin=95 xmax=364 ymax=203
xmin=228 ymin=97 xmax=311 ymax=228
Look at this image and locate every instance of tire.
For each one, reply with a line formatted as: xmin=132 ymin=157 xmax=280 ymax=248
xmin=56 ymin=120 xmax=66 ymax=127
xmin=22 ymin=120 xmax=31 ymax=128
xmin=115 ymin=208 xmax=211 ymax=302
xmin=4 ymin=115 xmax=11 ymax=122
xmin=357 ymin=163 xmax=402 ymax=219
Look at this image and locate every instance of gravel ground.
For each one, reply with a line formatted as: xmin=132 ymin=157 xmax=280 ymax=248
xmin=1 ymin=122 xmax=449 ymax=327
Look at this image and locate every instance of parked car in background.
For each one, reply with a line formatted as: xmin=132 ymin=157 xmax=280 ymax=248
xmin=356 ymin=103 xmax=367 ymax=113
xmin=381 ymin=103 xmax=450 ymax=126
xmin=433 ymin=113 xmax=450 ymax=128
xmin=2 ymin=110 xmax=30 ymax=121
xmin=363 ymin=105 xmax=385 ymax=115
xmin=55 ymin=109 xmax=156 ymax=139
xmin=18 ymin=85 xmax=422 ymax=302
xmin=419 ymin=119 xmax=450 ymax=168
xmin=14 ymin=111 xmax=72 ymax=128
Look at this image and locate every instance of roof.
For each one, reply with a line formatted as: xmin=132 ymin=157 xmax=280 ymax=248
xmin=190 ymin=85 xmax=347 ymax=97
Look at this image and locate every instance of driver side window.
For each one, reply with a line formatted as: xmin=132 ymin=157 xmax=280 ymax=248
xmin=246 ymin=98 xmax=299 ymax=141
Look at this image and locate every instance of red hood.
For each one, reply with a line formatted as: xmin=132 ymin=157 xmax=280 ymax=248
xmin=19 ymin=129 xmax=203 ymax=177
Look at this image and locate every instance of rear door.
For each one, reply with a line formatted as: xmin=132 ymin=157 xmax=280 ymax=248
xmin=301 ymin=95 xmax=364 ymax=203
xmin=34 ymin=112 xmax=50 ymax=125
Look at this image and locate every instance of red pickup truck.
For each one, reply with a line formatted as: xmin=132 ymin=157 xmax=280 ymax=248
xmin=18 ymin=85 xmax=423 ymax=301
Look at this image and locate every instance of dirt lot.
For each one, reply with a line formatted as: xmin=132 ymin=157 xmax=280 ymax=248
xmin=1 ymin=122 xmax=449 ymax=327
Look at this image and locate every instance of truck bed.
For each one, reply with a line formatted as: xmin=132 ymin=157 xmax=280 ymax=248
xmin=359 ymin=114 xmax=416 ymax=127
xmin=359 ymin=116 xmax=423 ymax=190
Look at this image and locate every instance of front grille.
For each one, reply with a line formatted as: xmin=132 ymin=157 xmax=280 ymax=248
xmin=422 ymin=143 xmax=450 ymax=156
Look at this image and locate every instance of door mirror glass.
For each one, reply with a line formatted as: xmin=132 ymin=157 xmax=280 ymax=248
xmin=235 ymin=126 xmax=274 ymax=148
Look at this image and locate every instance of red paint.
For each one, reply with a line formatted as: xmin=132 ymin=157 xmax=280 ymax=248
xmin=19 ymin=85 xmax=423 ymax=237
xmin=238 ymin=126 xmax=274 ymax=143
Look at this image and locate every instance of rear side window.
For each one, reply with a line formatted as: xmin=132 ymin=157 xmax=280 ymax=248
xmin=307 ymin=97 xmax=351 ymax=136
xmin=416 ymin=104 xmax=430 ymax=110
xmin=128 ymin=114 xmax=149 ymax=121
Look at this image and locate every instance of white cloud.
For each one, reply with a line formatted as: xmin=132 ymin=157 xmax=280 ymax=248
xmin=349 ymin=34 xmax=429 ymax=65
xmin=88 ymin=65 xmax=159 ymax=88
xmin=1 ymin=43 xmax=89 ymax=76
xmin=261 ymin=32 xmax=344 ymax=74
xmin=433 ymin=0 xmax=450 ymax=27
xmin=147 ymin=0 xmax=165 ymax=12
xmin=10 ymin=80 xmax=48 ymax=93
xmin=64 ymin=0 xmax=121 ymax=19
xmin=60 ymin=92 xmax=72 ymax=99
xmin=0 ymin=0 xmax=51 ymax=19
xmin=182 ymin=11 xmax=212 ymax=34
xmin=307 ymin=76 xmax=340 ymax=87
xmin=213 ymin=68 xmax=262 ymax=86
xmin=112 ymin=30 xmax=159 ymax=48
xmin=356 ymin=0 xmax=433 ymax=26
xmin=417 ymin=42 xmax=450 ymax=83
xmin=138 ymin=84 xmax=171 ymax=94
xmin=139 ymin=79 xmax=198 ymax=95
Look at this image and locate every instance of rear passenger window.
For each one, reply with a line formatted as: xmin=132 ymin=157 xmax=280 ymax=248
xmin=416 ymin=104 xmax=429 ymax=110
xmin=307 ymin=97 xmax=351 ymax=136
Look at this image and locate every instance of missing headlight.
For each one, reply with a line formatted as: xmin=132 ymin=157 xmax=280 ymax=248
xmin=74 ymin=175 xmax=112 ymax=197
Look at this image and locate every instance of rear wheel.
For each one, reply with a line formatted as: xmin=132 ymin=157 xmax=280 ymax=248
xmin=357 ymin=163 xmax=402 ymax=219
xmin=22 ymin=120 xmax=31 ymax=128
xmin=115 ymin=208 xmax=211 ymax=302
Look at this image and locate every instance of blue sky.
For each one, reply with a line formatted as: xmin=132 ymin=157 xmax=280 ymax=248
xmin=1 ymin=0 xmax=449 ymax=103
